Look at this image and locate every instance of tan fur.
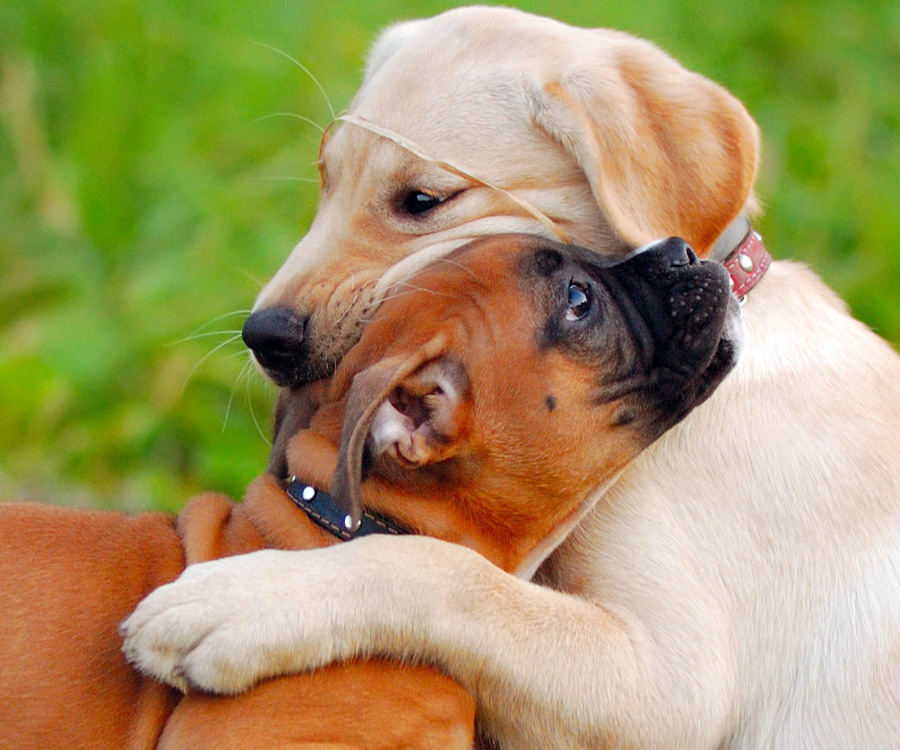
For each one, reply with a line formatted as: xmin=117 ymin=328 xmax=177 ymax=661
xmin=123 ymin=7 xmax=900 ymax=750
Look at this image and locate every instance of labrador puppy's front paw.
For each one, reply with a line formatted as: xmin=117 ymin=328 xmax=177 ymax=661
xmin=120 ymin=549 xmax=333 ymax=694
xmin=119 ymin=589 xmax=196 ymax=694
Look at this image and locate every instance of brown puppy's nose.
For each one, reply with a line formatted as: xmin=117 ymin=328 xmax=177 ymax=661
xmin=242 ymin=307 xmax=308 ymax=386
xmin=653 ymin=236 xmax=698 ymax=268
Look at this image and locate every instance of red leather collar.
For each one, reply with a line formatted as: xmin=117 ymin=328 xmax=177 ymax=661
xmin=723 ymin=230 xmax=771 ymax=299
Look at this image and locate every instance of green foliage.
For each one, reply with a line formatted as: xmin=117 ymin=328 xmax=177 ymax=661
xmin=1 ymin=0 xmax=899 ymax=510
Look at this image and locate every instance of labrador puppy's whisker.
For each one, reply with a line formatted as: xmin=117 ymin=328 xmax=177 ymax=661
xmin=251 ymin=176 xmax=320 ymax=184
xmin=182 ymin=309 xmax=254 ymax=339
xmin=168 ymin=329 xmax=244 ymax=346
xmin=254 ymin=42 xmax=336 ymax=122
xmin=428 ymin=256 xmax=480 ymax=280
xmin=371 ymin=268 xmax=456 ymax=307
xmin=255 ymin=112 xmax=326 ymax=134
xmin=372 ymin=290 xmax=417 ymax=307
xmin=333 ymin=293 xmax=360 ymax=326
xmin=181 ymin=333 xmax=244 ymax=392
xmin=244 ymin=371 xmax=272 ymax=447
xmin=388 ymin=282 xmax=460 ymax=300
xmin=235 ymin=269 xmax=265 ymax=291
xmin=222 ymin=357 xmax=255 ymax=433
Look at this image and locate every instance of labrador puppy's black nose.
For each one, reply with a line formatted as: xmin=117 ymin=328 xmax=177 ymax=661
xmin=242 ymin=307 xmax=307 ymax=385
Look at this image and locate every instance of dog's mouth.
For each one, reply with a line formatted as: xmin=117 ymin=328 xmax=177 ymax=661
xmin=686 ymin=295 xmax=741 ymax=408
xmin=243 ymin=274 xmax=383 ymax=388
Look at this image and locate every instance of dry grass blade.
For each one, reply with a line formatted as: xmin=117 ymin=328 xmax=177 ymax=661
xmin=339 ymin=113 xmax=571 ymax=244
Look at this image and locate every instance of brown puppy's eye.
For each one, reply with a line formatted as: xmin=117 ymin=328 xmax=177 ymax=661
xmin=566 ymin=282 xmax=591 ymax=321
xmin=402 ymin=191 xmax=443 ymax=215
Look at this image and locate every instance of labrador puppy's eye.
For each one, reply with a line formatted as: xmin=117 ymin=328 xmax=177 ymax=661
xmin=566 ymin=281 xmax=592 ymax=321
xmin=402 ymin=191 xmax=444 ymax=215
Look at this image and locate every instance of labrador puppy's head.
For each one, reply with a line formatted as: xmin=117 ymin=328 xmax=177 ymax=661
xmin=242 ymin=6 xmax=759 ymax=388
xmin=272 ymin=234 xmax=741 ymax=574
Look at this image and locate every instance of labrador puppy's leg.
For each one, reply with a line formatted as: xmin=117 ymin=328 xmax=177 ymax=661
xmin=123 ymin=537 xmax=730 ymax=749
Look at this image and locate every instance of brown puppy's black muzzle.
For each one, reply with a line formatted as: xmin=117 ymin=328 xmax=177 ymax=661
xmin=604 ymin=236 xmax=737 ymax=433
xmin=609 ymin=236 xmax=730 ymax=374
xmin=242 ymin=307 xmax=311 ymax=387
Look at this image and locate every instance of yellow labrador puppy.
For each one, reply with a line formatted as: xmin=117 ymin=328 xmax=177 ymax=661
xmin=123 ymin=7 xmax=900 ymax=750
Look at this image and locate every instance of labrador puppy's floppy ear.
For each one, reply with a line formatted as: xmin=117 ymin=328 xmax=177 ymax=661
xmin=527 ymin=29 xmax=759 ymax=254
xmin=332 ymin=332 xmax=470 ymax=528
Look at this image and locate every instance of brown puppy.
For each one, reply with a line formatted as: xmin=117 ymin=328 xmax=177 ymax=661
xmin=1 ymin=235 xmax=739 ymax=749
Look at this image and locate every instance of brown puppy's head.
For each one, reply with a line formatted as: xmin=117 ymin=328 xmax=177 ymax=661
xmin=242 ymin=7 xmax=759 ymax=388
xmin=272 ymin=234 xmax=741 ymax=575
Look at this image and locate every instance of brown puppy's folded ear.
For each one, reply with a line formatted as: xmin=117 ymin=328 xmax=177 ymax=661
xmin=332 ymin=333 xmax=459 ymax=529
xmin=527 ymin=29 xmax=759 ymax=255
xmin=365 ymin=356 xmax=469 ymax=467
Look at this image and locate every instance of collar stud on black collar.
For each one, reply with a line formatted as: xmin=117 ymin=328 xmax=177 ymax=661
xmin=285 ymin=476 xmax=408 ymax=541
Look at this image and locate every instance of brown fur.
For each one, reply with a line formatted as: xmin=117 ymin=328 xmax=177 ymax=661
xmin=0 ymin=480 xmax=474 ymax=750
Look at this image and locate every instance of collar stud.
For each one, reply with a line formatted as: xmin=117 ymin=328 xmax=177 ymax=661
xmin=722 ymin=228 xmax=771 ymax=299
xmin=284 ymin=478 xmax=408 ymax=541
xmin=344 ymin=514 xmax=361 ymax=532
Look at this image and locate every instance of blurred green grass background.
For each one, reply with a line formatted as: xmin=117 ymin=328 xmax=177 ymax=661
xmin=1 ymin=0 xmax=899 ymax=511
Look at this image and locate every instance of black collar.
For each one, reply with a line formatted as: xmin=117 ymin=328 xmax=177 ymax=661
xmin=285 ymin=477 xmax=410 ymax=541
